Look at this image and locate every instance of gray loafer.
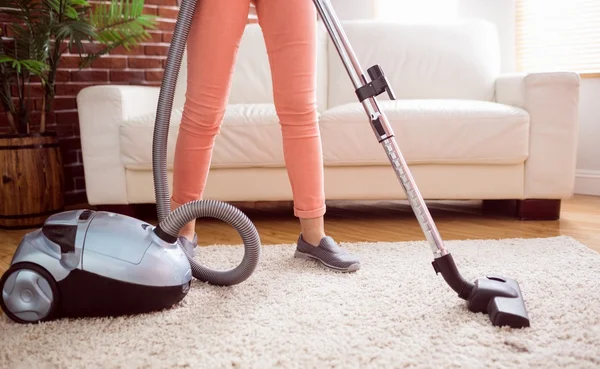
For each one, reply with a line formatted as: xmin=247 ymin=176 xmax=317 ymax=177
xmin=178 ymin=233 xmax=198 ymax=257
xmin=294 ymin=234 xmax=360 ymax=272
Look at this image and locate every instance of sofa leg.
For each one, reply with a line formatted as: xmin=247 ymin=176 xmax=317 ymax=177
xmin=482 ymin=199 xmax=561 ymax=220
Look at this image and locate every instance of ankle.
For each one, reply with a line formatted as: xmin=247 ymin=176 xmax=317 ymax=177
xmin=300 ymin=230 xmax=325 ymax=247
xmin=180 ymin=231 xmax=196 ymax=243
xmin=171 ymin=197 xmax=197 ymax=241
xmin=299 ymin=216 xmax=326 ymax=246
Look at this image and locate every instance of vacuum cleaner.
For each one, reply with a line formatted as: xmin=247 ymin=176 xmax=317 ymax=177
xmin=0 ymin=0 xmax=530 ymax=329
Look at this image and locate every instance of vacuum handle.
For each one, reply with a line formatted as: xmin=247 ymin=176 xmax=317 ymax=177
xmin=367 ymin=65 xmax=396 ymax=100
xmin=313 ymin=0 xmax=448 ymax=259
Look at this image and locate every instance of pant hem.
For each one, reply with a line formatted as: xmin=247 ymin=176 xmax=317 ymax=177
xmin=294 ymin=204 xmax=326 ymax=218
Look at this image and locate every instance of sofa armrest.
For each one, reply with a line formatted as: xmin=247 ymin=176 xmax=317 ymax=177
xmin=77 ymin=85 xmax=160 ymax=205
xmin=495 ymin=71 xmax=580 ymax=198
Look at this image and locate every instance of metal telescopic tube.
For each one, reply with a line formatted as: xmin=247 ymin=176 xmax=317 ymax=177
xmin=312 ymin=0 xmax=448 ymax=258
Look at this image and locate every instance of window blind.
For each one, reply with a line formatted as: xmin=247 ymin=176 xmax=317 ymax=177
xmin=516 ymin=0 xmax=600 ymax=75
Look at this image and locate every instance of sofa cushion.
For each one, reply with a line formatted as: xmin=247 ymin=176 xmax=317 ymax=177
xmin=327 ymin=19 xmax=501 ymax=107
xmin=319 ymin=99 xmax=530 ymax=166
xmin=120 ymin=103 xmax=290 ymax=170
xmin=120 ymin=99 xmax=528 ymax=170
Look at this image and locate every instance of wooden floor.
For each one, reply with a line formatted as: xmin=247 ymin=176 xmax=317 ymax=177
xmin=1 ymin=195 xmax=599 ymax=275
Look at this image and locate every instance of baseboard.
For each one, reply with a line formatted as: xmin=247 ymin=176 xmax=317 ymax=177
xmin=575 ymin=170 xmax=600 ymax=196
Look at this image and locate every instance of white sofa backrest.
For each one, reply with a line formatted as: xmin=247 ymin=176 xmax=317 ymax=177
xmin=327 ymin=19 xmax=502 ymax=106
xmin=172 ymin=18 xmax=502 ymax=113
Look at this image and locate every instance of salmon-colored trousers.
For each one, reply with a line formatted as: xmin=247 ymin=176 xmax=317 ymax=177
xmin=171 ymin=0 xmax=326 ymax=218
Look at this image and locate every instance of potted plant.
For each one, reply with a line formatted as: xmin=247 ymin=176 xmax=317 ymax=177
xmin=0 ymin=0 xmax=157 ymax=228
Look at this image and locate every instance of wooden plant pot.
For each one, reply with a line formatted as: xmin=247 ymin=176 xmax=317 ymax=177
xmin=0 ymin=132 xmax=65 ymax=229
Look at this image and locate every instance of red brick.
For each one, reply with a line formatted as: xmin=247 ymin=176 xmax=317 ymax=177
xmin=143 ymin=5 xmax=158 ymax=15
xmin=61 ymin=150 xmax=79 ymax=166
xmin=145 ymin=70 xmax=164 ymax=81
xmin=55 ymin=83 xmax=100 ymax=95
xmin=65 ymin=191 xmax=88 ymax=206
xmin=63 ymin=163 xmax=84 ymax=179
xmin=145 ymin=44 xmax=169 ymax=56
xmin=0 ymin=113 xmax=9 ymax=127
xmin=52 ymin=97 xmax=78 ymax=111
xmin=145 ymin=0 xmax=177 ymax=6
xmin=148 ymin=31 xmax=163 ymax=42
xmin=55 ymin=111 xmax=79 ymax=125
xmin=110 ymin=70 xmax=145 ymax=82
xmin=157 ymin=19 xmax=176 ymax=31
xmin=4 ymin=26 xmax=17 ymax=37
xmin=11 ymin=83 xmax=44 ymax=97
xmin=162 ymin=32 xmax=173 ymax=43
xmin=55 ymin=70 xmax=72 ymax=82
xmin=74 ymin=177 xmax=86 ymax=190
xmin=11 ymin=97 xmax=35 ymax=110
xmin=55 ymin=122 xmax=76 ymax=137
xmin=89 ymin=57 xmax=127 ymax=69
xmin=60 ymin=41 xmax=105 ymax=55
xmin=0 ymin=12 xmax=20 ymax=23
xmin=58 ymin=137 xmax=82 ymax=152
xmin=41 ymin=112 xmax=56 ymax=126
xmin=59 ymin=55 xmax=85 ymax=68
xmin=128 ymin=57 xmax=164 ymax=69
xmin=71 ymin=70 xmax=109 ymax=82
xmin=32 ymin=98 xmax=45 ymax=111
xmin=109 ymin=44 xmax=145 ymax=55
xmin=158 ymin=7 xmax=179 ymax=18
xmin=64 ymin=176 xmax=76 ymax=192
xmin=27 ymin=111 xmax=55 ymax=127
xmin=1 ymin=37 xmax=13 ymax=51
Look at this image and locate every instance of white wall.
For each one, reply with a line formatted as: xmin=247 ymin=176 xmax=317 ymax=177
xmin=575 ymin=79 xmax=600 ymax=195
xmin=329 ymin=0 xmax=600 ymax=196
xmin=457 ymin=0 xmax=515 ymax=73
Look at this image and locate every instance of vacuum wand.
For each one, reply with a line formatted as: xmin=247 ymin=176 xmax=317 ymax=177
xmin=313 ymin=0 xmax=530 ymax=328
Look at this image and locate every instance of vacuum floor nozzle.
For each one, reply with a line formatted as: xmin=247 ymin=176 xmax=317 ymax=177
xmin=432 ymin=253 xmax=530 ymax=328
xmin=466 ymin=275 xmax=530 ymax=328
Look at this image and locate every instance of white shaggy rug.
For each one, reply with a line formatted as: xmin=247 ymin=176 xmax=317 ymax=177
xmin=1 ymin=236 xmax=599 ymax=369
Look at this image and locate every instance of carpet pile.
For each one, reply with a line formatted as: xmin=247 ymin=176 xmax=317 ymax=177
xmin=1 ymin=236 xmax=599 ymax=368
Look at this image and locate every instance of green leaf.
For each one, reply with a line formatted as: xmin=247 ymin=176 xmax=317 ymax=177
xmin=65 ymin=5 xmax=79 ymax=19
xmin=70 ymin=0 xmax=89 ymax=6
xmin=0 ymin=55 xmax=48 ymax=76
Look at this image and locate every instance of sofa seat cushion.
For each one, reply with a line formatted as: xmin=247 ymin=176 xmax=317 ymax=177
xmin=120 ymin=103 xmax=290 ymax=170
xmin=319 ymin=99 xmax=530 ymax=166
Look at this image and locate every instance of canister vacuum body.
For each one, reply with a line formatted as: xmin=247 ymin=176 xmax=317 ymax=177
xmin=1 ymin=210 xmax=192 ymax=323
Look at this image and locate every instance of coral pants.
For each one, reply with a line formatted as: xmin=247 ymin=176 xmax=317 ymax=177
xmin=171 ymin=0 xmax=326 ymax=218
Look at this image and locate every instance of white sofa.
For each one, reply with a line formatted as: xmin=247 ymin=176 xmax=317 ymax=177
xmin=76 ymin=19 xmax=580 ymax=219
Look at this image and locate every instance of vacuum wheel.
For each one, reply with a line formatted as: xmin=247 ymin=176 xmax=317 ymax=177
xmin=0 ymin=262 xmax=60 ymax=324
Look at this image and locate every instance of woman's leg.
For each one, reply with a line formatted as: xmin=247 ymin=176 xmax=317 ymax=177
xmin=254 ymin=0 xmax=325 ymax=245
xmin=171 ymin=0 xmax=252 ymax=242
xmin=255 ymin=0 xmax=360 ymax=271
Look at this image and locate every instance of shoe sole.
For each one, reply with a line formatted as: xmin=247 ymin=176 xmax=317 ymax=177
xmin=294 ymin=250 xmax=361 ymax=273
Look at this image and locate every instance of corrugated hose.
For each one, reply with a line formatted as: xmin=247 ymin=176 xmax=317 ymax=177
xmin=151 ymin=0 xmax=261 ymax=286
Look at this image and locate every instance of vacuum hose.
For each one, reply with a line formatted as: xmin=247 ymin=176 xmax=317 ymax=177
xmin=151 ymin=0 xmax=261 ymax=286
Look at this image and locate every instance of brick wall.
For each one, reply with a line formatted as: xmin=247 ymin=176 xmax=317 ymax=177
xmin=1 ymin=0 xmax=257 ymax=206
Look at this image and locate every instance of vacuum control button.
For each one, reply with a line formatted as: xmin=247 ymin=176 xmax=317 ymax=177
xmin=78 ymin=210 xmax=92 ymax=221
